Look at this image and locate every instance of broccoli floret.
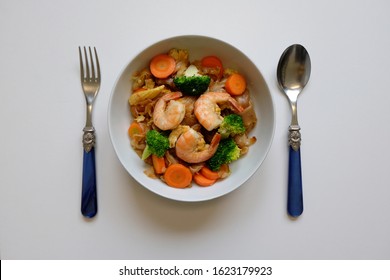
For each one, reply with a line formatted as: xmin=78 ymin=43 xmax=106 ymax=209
xmin=207 ymin=138 xmax=241 ymax=171
xmin=141 ymin=130 xmax=170 ymax=160
xmin=174 ymin=75 xmax=210 ymax=96
xmin=218 ymin=114 xmax=246 ymax=139
xmin=173 ymin=65 xmax=211 ymax=96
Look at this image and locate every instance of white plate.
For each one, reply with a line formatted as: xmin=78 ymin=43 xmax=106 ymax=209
xmin=108 ymin=35 xmax=275 ymax=202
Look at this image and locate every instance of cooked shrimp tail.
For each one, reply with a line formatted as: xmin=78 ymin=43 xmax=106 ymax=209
xmin=209 ymin=133 xmax=221 ymax=151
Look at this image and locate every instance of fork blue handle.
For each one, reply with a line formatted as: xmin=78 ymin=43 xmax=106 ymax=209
xmin=82 ymin=147 xmax=97 ymax=218
xmin=287 ymin=146 xmax=303 ymax=217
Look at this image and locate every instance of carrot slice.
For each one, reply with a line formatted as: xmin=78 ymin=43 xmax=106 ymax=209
xmin=128 ymin=121 xmax=145 ymax=139
xmin=193 ymin=173 xmax=217 ymax=187
xmin=201 ymin=55 xmax=223 ymax=79
xmin=164 ymin=164 xmax=192 ymax=188
xmin=225 ymin=73 xmax=246 ymax=95
xmin=152 ymin=154 xmax=166 ymax=175
xmin=150 ymin=54 xmax=176 ymax=79
xmin=200 ymin=166 xmax=220 ymax=180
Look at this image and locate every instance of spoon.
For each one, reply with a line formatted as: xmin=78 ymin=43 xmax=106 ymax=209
xmin=277 ymin=44 xmax=311 ymax=217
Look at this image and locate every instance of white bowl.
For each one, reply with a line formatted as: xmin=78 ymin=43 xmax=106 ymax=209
xmin=108 ymin=35 xmax=275 ymax=202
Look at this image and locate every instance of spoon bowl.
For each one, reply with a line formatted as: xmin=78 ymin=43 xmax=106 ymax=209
xmin=277 ymin=44 xmax=311 ymax=217
xmin=277 ymin=45 xmax=311 ymax=94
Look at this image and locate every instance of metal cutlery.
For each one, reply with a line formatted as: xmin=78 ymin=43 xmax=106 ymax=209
xmin=277 ymin=44 xmax=311 ymax=217
xmin=78 ymin=46 xmax=100 ymax=218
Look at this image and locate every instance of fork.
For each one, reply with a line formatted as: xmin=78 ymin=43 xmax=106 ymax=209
xmin=79 ymin=46 xmax=100 ymax=218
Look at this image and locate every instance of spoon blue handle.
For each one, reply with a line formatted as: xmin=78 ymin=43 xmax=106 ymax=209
xmin=287 ymin=145 xmax=303 ymax=217
xmin=81 ymin=147 xmax=97 ymax=218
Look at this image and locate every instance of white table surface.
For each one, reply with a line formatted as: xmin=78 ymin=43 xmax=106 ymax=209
xmin=1 ymin=0 xmax=389 ymax=260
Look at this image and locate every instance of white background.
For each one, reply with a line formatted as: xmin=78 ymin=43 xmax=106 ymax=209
xmin=1 ymin=0 xmax=389 ymax=260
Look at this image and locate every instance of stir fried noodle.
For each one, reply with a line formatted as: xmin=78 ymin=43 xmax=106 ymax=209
xmin=128 ymin=49 xmax=257 ymax=188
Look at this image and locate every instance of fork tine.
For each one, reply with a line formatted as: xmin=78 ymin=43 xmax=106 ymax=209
xmin=78 ymin=46 xmax=84 ymax=80
xmin=88 ymin=47 xmax=95 ymax=79
xmin=83 ymin=46 xmax=90 ymax=79
xmin=94 ymin=47 xmax=100 ymax=81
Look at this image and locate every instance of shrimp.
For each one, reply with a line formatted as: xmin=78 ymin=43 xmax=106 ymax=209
xmin=153 ymin=92 xmax=185 ymax=130
xmin=175 ymin=128 xmax=221 ymax=163
xmin=194 ymin=92 xmax=244 ymax=131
